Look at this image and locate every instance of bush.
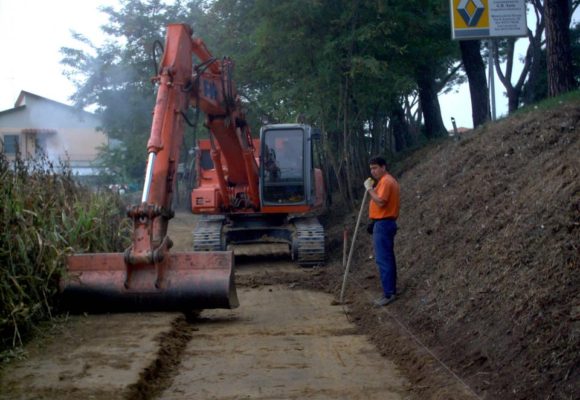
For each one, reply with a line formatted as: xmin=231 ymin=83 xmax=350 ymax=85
xmin=0 ymin=153 xmax=130 ymax=356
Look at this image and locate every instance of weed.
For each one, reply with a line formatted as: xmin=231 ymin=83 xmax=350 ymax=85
xmin=0 ymin=152 xmax=130 ymax=357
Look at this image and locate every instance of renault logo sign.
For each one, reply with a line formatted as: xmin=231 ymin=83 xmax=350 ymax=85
xmin=457 ymin=0 xmax=485 ymax=27
xmin=450 ymin=0 xmax=527 ymax=40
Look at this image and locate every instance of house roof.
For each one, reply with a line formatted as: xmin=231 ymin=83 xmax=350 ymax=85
xmin=0 ymin=105 xmax=26 ymax=117
xmin=0 ymin=90 xmax=96 ymax=118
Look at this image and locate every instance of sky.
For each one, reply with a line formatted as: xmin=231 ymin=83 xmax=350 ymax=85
xmin=0 ymin=0 xmax=577 ymax=131
xmin=0 ymin=1 xmax=108 ymax=109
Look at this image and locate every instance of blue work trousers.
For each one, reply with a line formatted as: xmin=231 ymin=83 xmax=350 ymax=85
xmin=373 ymin=219 xmax=397 ymax=296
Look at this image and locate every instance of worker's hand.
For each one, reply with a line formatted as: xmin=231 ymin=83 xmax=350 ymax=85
xmin=364 ymin=177 xmax=374 ymax=191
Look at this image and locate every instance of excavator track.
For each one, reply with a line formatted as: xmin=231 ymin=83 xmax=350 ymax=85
xmin=193 ymin=216 xmax=225 ymax=251
xmin=292 ymin=217 xmax=325 ymax=266
xmin=193 ymin=215 xmax=325 ymax=267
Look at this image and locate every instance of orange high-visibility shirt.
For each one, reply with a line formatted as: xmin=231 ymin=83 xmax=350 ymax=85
xmin=369 ymin=173 xmax=400 ymax=220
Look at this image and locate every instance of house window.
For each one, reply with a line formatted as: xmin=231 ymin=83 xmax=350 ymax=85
xmin=2 ymin=135 xmax=20 ymax=155
xmin=36 ymin=135 xmax=48 ymax=156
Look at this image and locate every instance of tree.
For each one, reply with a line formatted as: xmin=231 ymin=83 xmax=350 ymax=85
xmin=60 ymin=0 xmax=469 ymax=204
xmin=416 ymin=64 xmax=448 ymax=137
xmin=544 ymin=0 xmax=576 ymax=96
xmin=492 ymin=37 xmax=534 ymax=113
xmin=459 ymin=40 xmax=489 ymax=127
xmin=488 ymin=0 xmax=545 ymax=113
xmin=207 ymin=0 xmax=413 ymax=205
xmin=392 ymin=0 xmax=458 ymax=138
xmin=521 ymin=0 xmax=548 ymax=106
xmin=60 ymin=0 xmax=205 ymax=182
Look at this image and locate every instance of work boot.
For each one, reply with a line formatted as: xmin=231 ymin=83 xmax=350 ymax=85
xmin=373 ymin=294 xmax=396 ymax=307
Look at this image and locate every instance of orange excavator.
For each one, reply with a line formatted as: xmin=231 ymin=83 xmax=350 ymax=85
xmin=60 ymin=24 xmax=325 ymax=312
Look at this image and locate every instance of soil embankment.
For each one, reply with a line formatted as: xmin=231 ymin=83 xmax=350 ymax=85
xmin=322 ymin=101 xmax=579 ymax=399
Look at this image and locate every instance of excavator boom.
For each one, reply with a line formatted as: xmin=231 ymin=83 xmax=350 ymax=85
xmin=60 ymin=24 xmax=238 ymax=312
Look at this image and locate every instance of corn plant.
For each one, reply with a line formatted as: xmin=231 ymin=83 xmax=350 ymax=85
xmin=0 ymin=153 xmax=130 ymax=357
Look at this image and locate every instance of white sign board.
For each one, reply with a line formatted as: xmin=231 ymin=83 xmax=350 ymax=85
xmin=450 ymin=0 xmax=527 ymax=40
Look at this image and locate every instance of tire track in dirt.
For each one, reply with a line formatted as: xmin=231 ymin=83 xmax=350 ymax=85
xmin=125 ymin=315 xmax=195 ymax=400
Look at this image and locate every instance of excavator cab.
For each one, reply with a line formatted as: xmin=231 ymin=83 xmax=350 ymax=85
xmin=260 ymin=124 xmax=314 ymax=206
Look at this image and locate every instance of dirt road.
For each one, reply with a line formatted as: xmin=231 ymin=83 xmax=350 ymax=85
xmin=163 ymin=282 xmax=406 ymax=399
xmin=0 ymin=213 xmax=407 ymax=399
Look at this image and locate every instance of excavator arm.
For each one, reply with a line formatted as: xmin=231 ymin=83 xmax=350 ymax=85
xmin=188 ymin=32 xmax=260 ymax=211
xmin=60 ymin=24 xmax=240 ymax=312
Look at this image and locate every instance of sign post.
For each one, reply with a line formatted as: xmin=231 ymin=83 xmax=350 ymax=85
xmin=487 ymin=39 xmax=496 ymax=121
xmin=450 ymin=0 xmax=527 ymax=120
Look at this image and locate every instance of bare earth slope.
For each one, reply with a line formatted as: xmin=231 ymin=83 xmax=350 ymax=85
xmin=324 ymin=101 xmax=579 ymax=399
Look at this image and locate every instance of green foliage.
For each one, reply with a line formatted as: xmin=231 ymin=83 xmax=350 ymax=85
xmin=58 ymin=0 xmax=468 ymax=203
xmin=59 ymin=0 xmax=577 ymax=203
xmin=60 ymin=0 xmax=207 ymax=182
xmin=0 ymin=153 xmax=130 ymax=358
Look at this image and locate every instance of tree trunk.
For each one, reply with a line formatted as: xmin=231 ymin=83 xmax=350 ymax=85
xmin=416 ymin=65 xmax=447 ymax=138
xmin=343 ymin=76 xmax=355 ymax=207
xmin=370 ymin=113 xmax=382 ymax=156
xmin=404 ymin=95 xmax=421 ymax=144
xmin=459 ymin=40 xmax=489 ymax=128
xmin=545 ymin=0 xmax=575 ymax=96
xmin=522 ymin=36 xmax=546 ymax=104
xmin=506 ymin=87 xmax=522 ymax=112
xmin=522 ymin=1 xmax=547 ymax=105
xmin=390 ymin=101 xmax=409 ymax=152
xmin=492 ymin=38 xmax=532 ymax=114
xmin=323 ymin=128 xmax=346 ymax=206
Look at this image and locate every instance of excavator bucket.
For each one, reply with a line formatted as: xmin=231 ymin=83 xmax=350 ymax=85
xmin=60 ymin=251 xmax=238 ymax=312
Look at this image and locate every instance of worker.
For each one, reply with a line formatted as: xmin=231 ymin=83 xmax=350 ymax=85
xmin=263 ymin=146 xmax=280 ymax=180
xmin=364 ymin=156 xmax=400 ymax=307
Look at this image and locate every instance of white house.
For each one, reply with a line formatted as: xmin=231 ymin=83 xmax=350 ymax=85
xmin=0 ymin=91 xmax=107 ymax=176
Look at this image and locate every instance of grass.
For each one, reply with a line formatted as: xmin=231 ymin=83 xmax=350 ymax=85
xmin=514 ymin=89 xmax=580 ymax=116
xmin=0 ymin=152 xmax=130 ymax=359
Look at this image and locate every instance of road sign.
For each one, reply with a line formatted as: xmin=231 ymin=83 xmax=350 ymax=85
xmin=450 ymin=0 xmax=527 ymax=40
